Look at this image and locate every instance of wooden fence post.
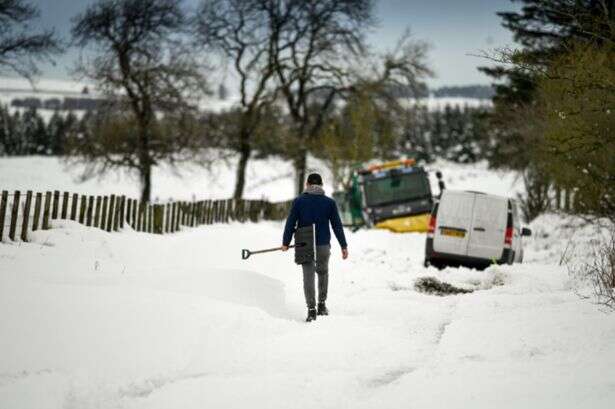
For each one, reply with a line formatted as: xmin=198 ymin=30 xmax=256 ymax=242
xmin=228 ymin=199 xmax=234 ymax=222
xmin=146 ymin=203 xmax=151 ymax=232
xmin=192 ymin=202 xmax=199 ymax=227
xmin=21 ymin=191 xmax=33 ymax=241
xmin=119 ymin=196 xmax=126 ymax=229
xmin=189 ymin=202 xmax=195 ymax=227
xmin=51 ymin=190 xmax=60 ymax=219
xmin=70 ymin=193 xmax=78 ymax=220
xmin=155 ymin=204 xmax=163 ymax=234
xmin=94 ymin=196 xmax=102 ymax=228
xmin=200 ymin=201 xmax=207 ymax=225
xmin=228 ymin=199 xmax=235 ymax=222
xmin=61 ymin=191 xmax=69 ymax=219
xmin=126 ymin=199 xmax=133 ymax=228
xmin=32 ymin=192 xmax=42 ymax=232
xmin=242 ymin=200 xmax=249 ymax=222
xmin=136 ymin=202 xmax=143 ymax=232
xmin=202 ymin=201 xmax=208 ymax=225
xmin=211 ymin=200 xmax=217 ymax=224
xmin=79 ymin=195 xmax=87 ymax=224
xmin=43 ymin=191 xmax=52 ymax=230
xmin=148 ymin=204 xmax=154 ymax=233
xmin=140 ymin=204 xmax=146 ymax=232
xmin=213 ymin=200 xmax=219 ymax=224
xmin=86 ymin=196 xmax=94 ymax=227
xmin=107 ymin=195 xmax=116 ymax=232
xmin=101 ymin=196 xmax=108 ymax=230
xmin=132 ymin=199 xmax=137 ymax=229
xmin=9 ymin=190 xmax=20 ymax=241
xmin=113 ymin=196 xmax=122 ymax=231
xmin=209 ymin=200 xmax=218 ymax=224
xmin=0 ymin=191 xmax=8 ymax=241
xmin=215 ymin=200 xmax=222 ymax=224
xmin=165 ymin=203 xmax=171 ymax=232
xmin=172 ymin=202 xmax=178 ymax=232
xmin=201 ymin=200 xmax=207 ymax=224
xmin=153 ymin=204 xmax=159 ymax=234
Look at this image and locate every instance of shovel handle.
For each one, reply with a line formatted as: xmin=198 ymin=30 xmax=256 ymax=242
xmin=241 ymin=243 xmax=304 ymax=260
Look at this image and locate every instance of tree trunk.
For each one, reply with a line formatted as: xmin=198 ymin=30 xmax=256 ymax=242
xmin=140 ymin=161 xmax=152 ymax=203
xmin=138 ymin=121 xmax=152 ymax=203
xmin=233 ymin=137 xmax=251 ymax=199
xmin=294 ymin=148 xmax=307 ymax=196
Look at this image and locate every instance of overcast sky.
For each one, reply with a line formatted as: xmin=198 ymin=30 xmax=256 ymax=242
xmin=28 ymin=0 xmax=518 ymax=87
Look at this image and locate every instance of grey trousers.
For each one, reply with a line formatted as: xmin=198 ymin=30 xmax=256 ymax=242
xmin=302 ymin=245 xmax=331 ymax=309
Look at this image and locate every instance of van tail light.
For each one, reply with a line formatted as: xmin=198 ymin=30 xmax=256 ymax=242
xmin=427 ymin=215 xmax=436 ymax=237
xmin=504 ymin=227 xmax=513 ymax=248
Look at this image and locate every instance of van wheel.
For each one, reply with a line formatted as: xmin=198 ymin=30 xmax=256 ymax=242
xmin=423 ymin=259 xmax=430 ymax=268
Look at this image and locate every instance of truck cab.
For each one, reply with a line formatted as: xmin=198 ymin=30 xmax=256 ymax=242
xmin=333 ymin=159 xmax=443 ymax=233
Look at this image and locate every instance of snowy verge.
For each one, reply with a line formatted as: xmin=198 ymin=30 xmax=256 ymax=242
xmin=2 ymin=216 xmax=614 ymax=408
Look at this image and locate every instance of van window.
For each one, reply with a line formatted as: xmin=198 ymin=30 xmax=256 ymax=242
xmin=364 ymin=172 xmax=430 ymax=207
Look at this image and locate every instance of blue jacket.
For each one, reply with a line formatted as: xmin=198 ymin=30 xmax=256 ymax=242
xmin=283 ymin=193 xmax=348 ymax=248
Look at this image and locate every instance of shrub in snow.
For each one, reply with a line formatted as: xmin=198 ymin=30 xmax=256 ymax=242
xmin=570 ymin=229 xmax=615 ymax=311
xmin=414 ymin=277 xmax=473 ymax=296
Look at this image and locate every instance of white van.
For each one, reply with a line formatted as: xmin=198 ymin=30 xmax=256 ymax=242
xmin=424 ymin=190 xmax=532 ymax=269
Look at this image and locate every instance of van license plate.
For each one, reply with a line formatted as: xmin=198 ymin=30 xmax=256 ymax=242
xmin=441 ymin=228 xmax=465 ymax=238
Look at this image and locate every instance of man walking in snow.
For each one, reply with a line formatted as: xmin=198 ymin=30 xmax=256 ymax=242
xmin=282 ymin=173 xmax=348 ymax=322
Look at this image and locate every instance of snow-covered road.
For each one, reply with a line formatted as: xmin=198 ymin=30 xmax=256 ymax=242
xmin=1 ymin=218 xmax=614 ymax=409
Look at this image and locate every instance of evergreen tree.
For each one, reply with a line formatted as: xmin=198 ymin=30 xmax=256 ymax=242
xmin=0 ymin=105 xmax=10 ymax=155
xmin=21 ymin=107 xmax=47 ymax=154
xmin=481 ymin=0 xmax=614 ymax=170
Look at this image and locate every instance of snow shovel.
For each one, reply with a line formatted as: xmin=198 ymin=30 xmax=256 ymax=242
xmin=241 ymin=243 xmax=304 ymax=260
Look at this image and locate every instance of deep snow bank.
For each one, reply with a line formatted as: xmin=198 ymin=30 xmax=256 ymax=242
xmin=1 ymin=215 xmax=615 ymax=409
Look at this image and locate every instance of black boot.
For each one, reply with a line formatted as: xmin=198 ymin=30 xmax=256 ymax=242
xmin=306 ymin=308 xmax=317 ymax=322
xmin=317 ymin=302 xmax=329 ymax=316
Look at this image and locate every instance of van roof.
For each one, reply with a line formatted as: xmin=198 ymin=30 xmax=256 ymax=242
xmin=441 ymin=189 xmax=511 ymax=201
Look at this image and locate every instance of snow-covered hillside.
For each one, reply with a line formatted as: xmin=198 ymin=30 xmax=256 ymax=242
xmin=1 ymin=156 xmax=613 ymax=409
xmin=0 ymin=76 xmax=236 ymax=120
xmin=0 ymin=76 xmax=490 ymax=124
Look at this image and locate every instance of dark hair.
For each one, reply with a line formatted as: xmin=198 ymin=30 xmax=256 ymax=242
xmin=306 ymin=173 xmax=323 ymax=185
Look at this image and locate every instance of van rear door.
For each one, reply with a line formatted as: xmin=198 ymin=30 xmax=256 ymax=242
xmin=433 ymin=191 xmax=475 ymax=256
xmin=467 ymin=194 xmax=507 ymax=260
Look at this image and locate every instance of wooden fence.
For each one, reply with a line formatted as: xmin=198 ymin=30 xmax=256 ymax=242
xmin=0 ymin=189 xmax=292 ymax=243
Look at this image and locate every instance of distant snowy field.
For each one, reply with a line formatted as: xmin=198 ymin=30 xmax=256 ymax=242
xmin=1 ymin=76 xmax=491 ymax=124
xmin=0 ymin=155 xmax=520 ymax=202
xmin=1 ymin=155 xmax=614 ymax=409
xmin=0 ymin=76 xmax=235 ymax=120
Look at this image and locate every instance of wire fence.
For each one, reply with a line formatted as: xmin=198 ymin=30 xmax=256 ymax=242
xmin=0 ymin=189 xmax=292 ymax=243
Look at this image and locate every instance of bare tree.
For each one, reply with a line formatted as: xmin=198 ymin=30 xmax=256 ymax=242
xmin=0 ymin=0 xmax=60 ymax=79
xmin=195 ymin=0 xmax=278 ymax=199
xmin=71 ymin=0 xmax=207 ymax=202
xmin=317 ymin=31 xmax=433 ymax=190
xmin=262 ymin=0 xmax=375 ymax=194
